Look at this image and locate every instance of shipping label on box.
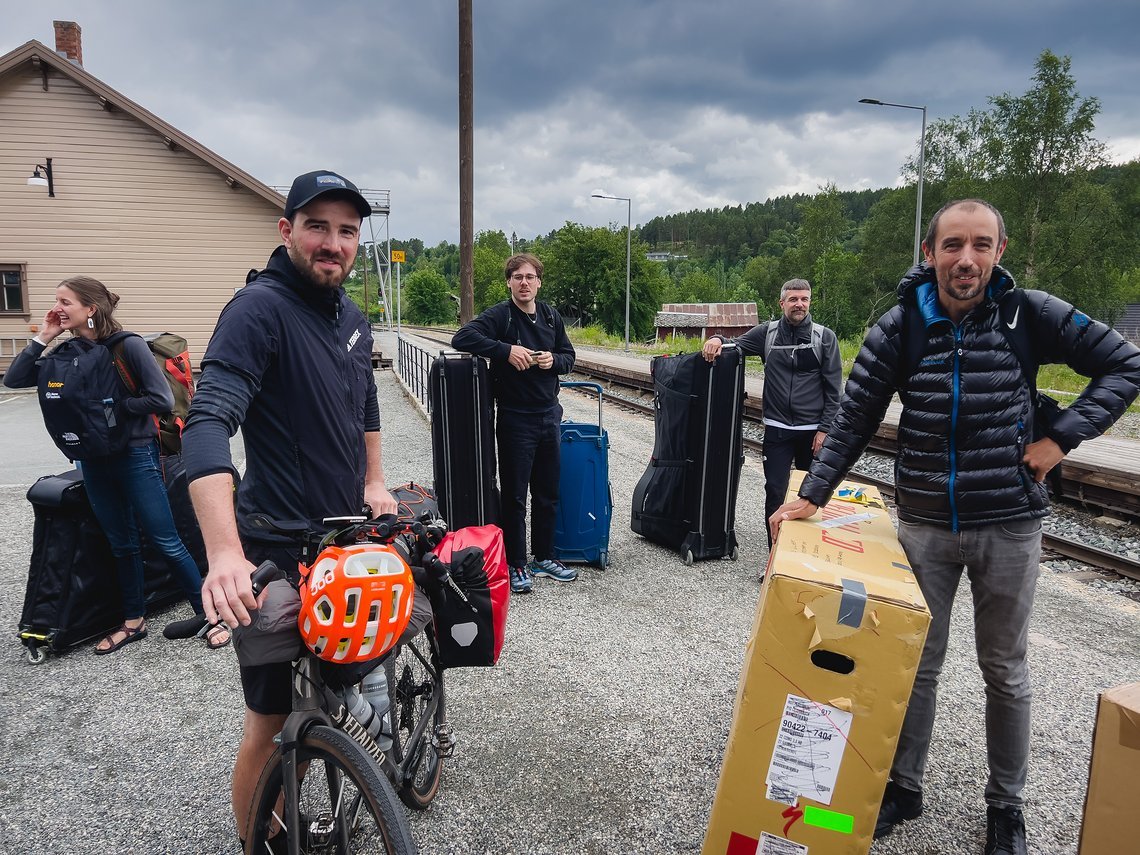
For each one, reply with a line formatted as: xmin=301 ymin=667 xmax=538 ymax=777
xmin=703 ymin=475 xmax=931 ymax=855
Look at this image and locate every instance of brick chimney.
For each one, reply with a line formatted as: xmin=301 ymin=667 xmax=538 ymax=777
xmin=53 ymin=21 xmax=82 ymax=67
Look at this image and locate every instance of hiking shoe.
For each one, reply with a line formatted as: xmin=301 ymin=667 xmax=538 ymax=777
xmin=985 ymin=806 xmax=1027 ymax=855
xmin=874 ymin=781 xmax=923 ymax=839
xmin=529 ymin=558 xmax=578 ymax=582
xmin=509 ymin=565 xmax=534 ymax=594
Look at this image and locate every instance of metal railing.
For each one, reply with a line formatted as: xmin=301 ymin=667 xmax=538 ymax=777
xmin=397 ymin=334 xmax=436 ymax=412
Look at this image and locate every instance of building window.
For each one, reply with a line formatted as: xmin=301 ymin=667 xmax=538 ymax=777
xmin=1 ymin=266 xmax=28 ymax=315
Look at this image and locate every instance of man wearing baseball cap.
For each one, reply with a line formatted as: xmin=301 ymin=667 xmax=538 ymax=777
xmin=183 ymin=169 xmax=401 ymax=848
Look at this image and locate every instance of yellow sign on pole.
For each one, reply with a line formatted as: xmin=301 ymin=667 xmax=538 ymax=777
xmin=391 ymin=250 xmax=406 ymax=263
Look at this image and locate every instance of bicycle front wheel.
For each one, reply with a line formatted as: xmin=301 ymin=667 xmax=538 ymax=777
xmin=247 ymin=724 xmax=417 ymax=855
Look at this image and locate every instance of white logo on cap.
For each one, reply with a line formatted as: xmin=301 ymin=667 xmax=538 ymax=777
xmin=316 ymin=175 xmax=347 ymax=188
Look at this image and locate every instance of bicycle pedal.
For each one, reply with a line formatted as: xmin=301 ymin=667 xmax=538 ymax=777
xmin=432 ymin=723 xmax=456 ymax=758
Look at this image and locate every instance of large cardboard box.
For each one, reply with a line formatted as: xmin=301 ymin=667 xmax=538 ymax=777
xmin=1078 ymin=682 xmax=1140 ymax=854
xmin=702 ymin=473 xmax=930 ymax=855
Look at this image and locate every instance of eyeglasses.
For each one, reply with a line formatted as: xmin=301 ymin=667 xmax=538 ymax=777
xmin=510 ymin=273 xmax=539 ymax=283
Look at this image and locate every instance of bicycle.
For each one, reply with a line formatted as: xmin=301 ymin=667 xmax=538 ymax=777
xmin=242 ymin=512 xmax=454 ymax=855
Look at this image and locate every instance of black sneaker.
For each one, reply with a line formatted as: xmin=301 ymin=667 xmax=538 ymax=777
xmin=985 ymin=806 xmax=1027 ymax=855
xmin=874 ymin=781 xmax=923 ymax=839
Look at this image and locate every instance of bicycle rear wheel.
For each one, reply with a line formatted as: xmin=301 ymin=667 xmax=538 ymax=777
xmin=247 ymin=724 xmax=417 ymax=855
xmin=387 ymin=635 xmax=445 ymax=810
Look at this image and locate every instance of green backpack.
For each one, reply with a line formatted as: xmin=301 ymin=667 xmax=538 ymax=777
xmin=112 ymin=332 xmax=195 ymax=456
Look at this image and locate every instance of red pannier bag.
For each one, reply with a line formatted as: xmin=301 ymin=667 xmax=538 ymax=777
xmin=429 ymin=524 xmax=509 ymax=667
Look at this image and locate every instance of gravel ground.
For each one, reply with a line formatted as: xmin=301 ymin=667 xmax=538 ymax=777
xmin=0 ymin=363 xmax=1137 ymax=854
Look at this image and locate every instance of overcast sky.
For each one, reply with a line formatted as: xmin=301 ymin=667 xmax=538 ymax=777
xmin=5 ymin=1 xmax=1140 ymax=245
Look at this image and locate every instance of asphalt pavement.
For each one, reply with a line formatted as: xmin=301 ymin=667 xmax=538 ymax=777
xmin=0 ymin=369 xmax=1136 ymax=855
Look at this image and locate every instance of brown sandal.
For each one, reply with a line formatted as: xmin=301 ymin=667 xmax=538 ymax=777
xmin=202 ymin=622 xmax=231 ymax=650
xmin=94 ymin=621 xmax=147 ymax=655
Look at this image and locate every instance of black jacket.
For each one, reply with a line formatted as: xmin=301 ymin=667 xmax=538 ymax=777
xmin=182 ymin=245 xmax=379 ymax=539
xmin=799 ymin=263 xmax=1140 ymax=529
xmin=451 ymin=299 xmax=576 ymax=413
xmin=726 ymin=314 xmax=842 ymax=430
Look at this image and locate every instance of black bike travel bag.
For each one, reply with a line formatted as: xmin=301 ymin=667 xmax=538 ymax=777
xmin=429 ymin=353 xmax=500 ymax=530
xmin=19 ymin=469 xmax=185 ymax=662
xmin=631 ymin=344 xmax=745 ymax=564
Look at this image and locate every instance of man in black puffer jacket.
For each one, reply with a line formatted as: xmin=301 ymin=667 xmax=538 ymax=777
xmin=771 ymin=199 xmax=1140 ymax=855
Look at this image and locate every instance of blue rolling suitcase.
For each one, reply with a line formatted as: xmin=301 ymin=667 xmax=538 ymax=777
xmin=554 ymin=382 xmax=612 ymax=568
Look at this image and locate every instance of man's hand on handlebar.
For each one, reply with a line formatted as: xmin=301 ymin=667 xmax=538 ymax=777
xmin=201 ymin=551 xmax=261 ymax=629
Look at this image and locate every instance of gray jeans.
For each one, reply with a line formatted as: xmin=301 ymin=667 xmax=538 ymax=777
xmin=894 ymin=518 xmax=1042 ymax=807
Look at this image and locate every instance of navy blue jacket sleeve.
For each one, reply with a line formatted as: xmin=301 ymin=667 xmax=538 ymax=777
xmin=452 ymin=303 xmax=513 ymax=362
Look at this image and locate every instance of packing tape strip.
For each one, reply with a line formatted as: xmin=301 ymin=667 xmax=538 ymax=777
xmin=838 ymin=578 xmax=867 ymax=628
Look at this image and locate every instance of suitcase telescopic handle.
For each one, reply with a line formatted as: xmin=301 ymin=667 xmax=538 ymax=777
xmin=560 ymin=381 xmax=604 ymax=429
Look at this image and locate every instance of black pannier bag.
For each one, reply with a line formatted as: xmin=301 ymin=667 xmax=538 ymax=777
xmin=19 ymin=470 xmax=186 ymax=662
xmin=631 ymin=344 xmax=746 ymax=564
xmin=429 ymin=353 xmax=500 ymax=530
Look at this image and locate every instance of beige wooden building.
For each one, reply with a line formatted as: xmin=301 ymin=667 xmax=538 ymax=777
xmin=0 ymin=22 xmax=284 ymax=374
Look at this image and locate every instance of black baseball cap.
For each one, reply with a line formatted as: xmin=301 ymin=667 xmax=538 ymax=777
xmin=283 ymin=170 xmax=371 ymax=220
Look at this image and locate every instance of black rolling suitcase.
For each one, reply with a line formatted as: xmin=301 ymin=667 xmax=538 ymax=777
xmin=631 ymin=343 xmax=745 ymax=564
xmin=19 ymin=469 xmax=187 ymax=663
xmin=429 ymin=352 xmax=500 ymax=530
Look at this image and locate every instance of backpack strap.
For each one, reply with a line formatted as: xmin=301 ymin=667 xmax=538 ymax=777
xmin=763 ymin=321 xmax=821 ymax=362
xmin=996 ymin=290 xmax=1037 ymax=395
xmin=899 ymin=290 xmax=1037 ymax=391
xmin=108 ymin=332 xmax=140 ymax=395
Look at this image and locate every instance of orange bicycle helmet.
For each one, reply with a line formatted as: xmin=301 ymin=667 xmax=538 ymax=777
xmin=298 ymin=543 xmax=415 ymax=663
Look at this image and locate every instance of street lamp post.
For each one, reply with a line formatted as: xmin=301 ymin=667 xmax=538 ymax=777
xmin=859 ymin=98 xmax=927 ymax=266
xmin=591 ymin=193 xmax=632 ymax=352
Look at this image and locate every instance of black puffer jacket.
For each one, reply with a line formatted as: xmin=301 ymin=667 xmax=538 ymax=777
xmin=799 ymin=264 xmax=1140 ymax=530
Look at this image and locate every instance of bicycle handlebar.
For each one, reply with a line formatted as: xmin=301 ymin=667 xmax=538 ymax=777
xmin=250 ymin=560 xmax=285 ymax=596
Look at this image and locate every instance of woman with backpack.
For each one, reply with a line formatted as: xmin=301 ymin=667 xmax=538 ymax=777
xmin=4 ymin=275 xmax=229 ymax=654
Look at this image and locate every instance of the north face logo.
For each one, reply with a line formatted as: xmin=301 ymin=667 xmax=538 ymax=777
xmin=316 ymin=175 xmax=347 ymax=188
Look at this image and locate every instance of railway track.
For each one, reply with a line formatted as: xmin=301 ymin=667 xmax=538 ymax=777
xmin=398 ymin=326 xmax=1140 ymax=582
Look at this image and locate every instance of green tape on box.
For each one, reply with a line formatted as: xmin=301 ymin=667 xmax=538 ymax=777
xmin=803 ymin=805 xmax=854 ymax=834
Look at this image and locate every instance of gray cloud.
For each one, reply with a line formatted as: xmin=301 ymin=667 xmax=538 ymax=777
xmin=4 ymin=0 xmax=1138 ymax=244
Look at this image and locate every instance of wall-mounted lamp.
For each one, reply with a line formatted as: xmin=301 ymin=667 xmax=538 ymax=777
xmin=27 ymin=158 xmax=55 ymax=197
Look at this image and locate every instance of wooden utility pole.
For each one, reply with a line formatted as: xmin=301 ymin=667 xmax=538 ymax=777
xmin=458 ymin=0 xmax=474 ymax=324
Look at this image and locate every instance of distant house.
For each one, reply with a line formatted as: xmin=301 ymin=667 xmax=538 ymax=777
xmin=645 ymin=251 xmax=688 ymax=262
xmin=0 ymin=22 xmax=285 ymax=374
xmin=1115 ymin=303 xmax=1140 ymax=344
xmin=653 ymin=302 xmax=759 ymax=342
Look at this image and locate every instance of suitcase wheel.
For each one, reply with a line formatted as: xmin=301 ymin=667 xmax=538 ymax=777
xmin=599 ymin=551 xmax=609 ymax=569
xmin=730 ymin=546 xmax=739 ymax=561
xmin=25 ymin=644 xmax=48 ymax=665
xmin=682 ymin=549 xmax=694 ymax=567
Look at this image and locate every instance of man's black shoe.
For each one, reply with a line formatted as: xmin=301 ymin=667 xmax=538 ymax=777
xmin=985 ymin=805 xmax=1027 ymax=855
xmin=874 ymin=781 xmax=923 ymax=839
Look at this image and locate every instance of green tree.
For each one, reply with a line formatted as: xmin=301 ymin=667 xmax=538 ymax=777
xmin=403 ymin=268 xmax=454 ymax=325
xmin=909 ymin=49 xmax=1121 ymax=308
xmin=473 ymin=230 xmax=511 ymax=312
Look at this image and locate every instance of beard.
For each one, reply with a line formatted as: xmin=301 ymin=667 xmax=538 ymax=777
xmin=938 ymin=266 xmax=987 ymax=304
xmin=288 ymin=244 xmax=350 ymax=289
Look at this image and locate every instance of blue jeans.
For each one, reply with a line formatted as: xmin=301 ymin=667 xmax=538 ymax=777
xmin=81 ymin=442 xmax=204 ymax=619
xmin=894 ymin=518 xmax=1042 ymax=807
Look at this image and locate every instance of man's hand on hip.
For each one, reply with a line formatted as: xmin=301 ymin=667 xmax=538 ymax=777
xmin=1023 ymin=436 xmax=1065 ymax=483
